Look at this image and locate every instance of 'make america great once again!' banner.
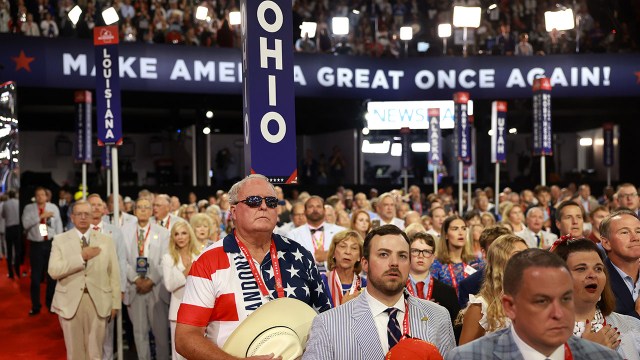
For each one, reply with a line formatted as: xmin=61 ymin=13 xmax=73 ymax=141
xmin=2 ymin=35 xmax=640 ymax=100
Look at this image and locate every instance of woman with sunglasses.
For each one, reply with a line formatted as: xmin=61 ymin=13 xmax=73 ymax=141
xmin=162 ymin=221 xmax=201 ymax=360
xmin=551 ymin=238 xmax=639 ymax=359
xmin=431 ymin=216 xmax=484 ymax=292
xmin=322 ymin=230 xmax=366 ymax=307
xmin=458 ymin=234 xmax=528 ymax=344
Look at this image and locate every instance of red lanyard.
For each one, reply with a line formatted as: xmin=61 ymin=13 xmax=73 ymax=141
xmin=330 ymin=270 xmax=360 ymax=306
xmin=401 ymin=298 xmax=410 ymax=338
xmin=564 ymin=343 xmax=573 ymax=360
xmin=405 ymin=279 xmax=434 ymax=300
xmin=136 ymin=226 xmax=151 ymax=256
xmin=159 ymin=217 xmax=171 ymax=229
xmin=448 ymin=263 xmax=467 ymax=291
xmin=234 ymin=232 xmax=285 ymax=299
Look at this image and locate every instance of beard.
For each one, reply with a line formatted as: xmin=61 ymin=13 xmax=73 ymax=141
xmin=306 ymin=211 xmax=324 ymax=223
xmin=368 ymin=269 xmax=406 ymax=297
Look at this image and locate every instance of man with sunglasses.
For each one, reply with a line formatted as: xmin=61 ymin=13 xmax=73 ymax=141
xmin=175 ymin=174 xmax=332 ymax=359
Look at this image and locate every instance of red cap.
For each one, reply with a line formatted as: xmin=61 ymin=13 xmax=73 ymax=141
xmin=385 ymin=338 xmax=443 ymax=360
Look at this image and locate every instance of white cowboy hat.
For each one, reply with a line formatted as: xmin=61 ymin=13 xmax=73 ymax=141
xmin=222 ymin=297 xmax=318 ymax=360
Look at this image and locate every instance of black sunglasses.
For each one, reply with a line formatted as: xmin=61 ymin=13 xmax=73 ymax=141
xmin=236 ymin=196 xmax=279 ymax=209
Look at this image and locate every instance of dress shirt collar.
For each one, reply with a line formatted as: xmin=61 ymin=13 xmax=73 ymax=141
xmin=75 ymin=228 xmax=90 ymax=240
xmin=92 ymin=221 xmax=104 ymax=231
xmin=365 ymin=288 xmax=405 ymax=317
xmin=510 ymin=325 xmax=564 ymax=360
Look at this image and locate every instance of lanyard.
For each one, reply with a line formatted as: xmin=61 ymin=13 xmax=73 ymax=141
xmin=136 ymin=226 xmax=151 ymax=256
xmin=564 ymin=343 xmax=573 ymax=360
xmin=159 ymin=216 xmax=171 ymax=229
xmin=401 ymin=298 xmax=410 ymax=338
xmin=234 ymin=232 xmax=285 ymax=299
xmin=448 ymin=263 xmax=467 ymax=291
xmin=330 ymin=270 xmax=360 ymax=306
xmin=405 ymin=279 xmax=434 ymax=300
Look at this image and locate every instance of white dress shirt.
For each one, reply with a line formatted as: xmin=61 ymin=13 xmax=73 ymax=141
xmin=365 ymin=289 xmax=406 ymax=354
xmin=511 ymin=325 xmax=564 ymax=360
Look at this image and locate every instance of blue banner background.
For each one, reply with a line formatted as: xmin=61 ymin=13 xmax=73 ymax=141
xmin=2 ymin=35 xmax=640 ymax=100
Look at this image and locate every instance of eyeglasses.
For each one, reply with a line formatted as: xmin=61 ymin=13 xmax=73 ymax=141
xmin=410 ymin=248 xmax=434 ymax=258
xmin=73 ymin=212 xmax=91 ymax=218
xmin=619 ymin=193 xmax=638 ymax=199
xmin=236 ymin=196 xmax=279 ymax=209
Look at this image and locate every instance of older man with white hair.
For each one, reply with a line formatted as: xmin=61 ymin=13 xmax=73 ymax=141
xmin=515 ymin=207 xmax=558 ymax=249
xmin=151 ymin=194 xmax=185 ymax=231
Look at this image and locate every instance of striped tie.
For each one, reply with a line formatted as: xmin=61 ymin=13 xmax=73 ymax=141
xmin=385 ymin=308 xmax=402 ymax=350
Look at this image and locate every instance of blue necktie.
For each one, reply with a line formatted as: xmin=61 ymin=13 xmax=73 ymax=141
xmin=385 ymin=308 xmax=402 ymax=350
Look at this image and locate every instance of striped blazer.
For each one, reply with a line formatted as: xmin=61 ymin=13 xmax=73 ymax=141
xmin=302 ymin=290 xmax=455 ymax=360
xmin=445 ymin=327 xmax=622 ymax=359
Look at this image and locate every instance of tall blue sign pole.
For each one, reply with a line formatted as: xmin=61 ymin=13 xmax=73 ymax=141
xmin=240 ymin=0 xmax=297 ymax=183
xmin=491 ymin=101 xmax=507 ymax=212
xmin=532 ymin=77 xmax=552 ymax=186
xmin=94 ymin=25 xmax=123 ymax=359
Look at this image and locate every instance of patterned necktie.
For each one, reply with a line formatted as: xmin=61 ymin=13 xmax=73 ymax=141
xmin=81 ymin=235 xmax=88 ymax=248
xmin=416 ymin=282 xmax=425 ymax=300
xmin=138 ymin=229 xmax=145 ymax=255
xmin=385 ymin=308 xmax=402 ymax=350
xmin=160 ymin=220 xmax=165 ymax=227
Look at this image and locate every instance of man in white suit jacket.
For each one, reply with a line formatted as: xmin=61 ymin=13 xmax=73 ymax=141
xmin=287 ymin=196 xmax=345 ymax=273
xmin=303 ymin=225 xmax=455 ymax=360
xmin=48 ymin=201 xmax=121 ymax=360
xmin=103 ymin=194 xmax=138 ymax=229
xmin=124 ymin=198 xmax=171 ymax=360
xmin=515 ymin=207 xmax=558 ymax=249
xmin=150 ymin=194 xmax=185 ymax=232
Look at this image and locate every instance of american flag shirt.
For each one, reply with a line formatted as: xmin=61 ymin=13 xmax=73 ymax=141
xmin=177 ymin=233 xmax=332 ymax=347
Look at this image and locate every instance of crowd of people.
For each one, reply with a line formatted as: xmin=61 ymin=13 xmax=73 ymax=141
xmin=2 ymin=174 xmax=640 ymax=358
xmin=1 ymin=0 xmax=637 ymax=57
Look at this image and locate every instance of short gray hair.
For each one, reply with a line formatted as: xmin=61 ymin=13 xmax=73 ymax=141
xmin=228 ymin=174 xmax=276 ymax=204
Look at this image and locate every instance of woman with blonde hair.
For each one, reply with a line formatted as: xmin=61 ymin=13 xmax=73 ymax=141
xmin=322 ymin=230 xmax=367 ymax=307
xmin=190 ymin=213 xmax=219 ymax=251
xmin=501 ymin=201 xmax=525 ymax=233
xmin=458 ymin=234 xmax=528 ymax=344
xmin=161 ymin=221 xmax=201 ymax=360
xmin=431 ymin=216 xmax=484 ymax=292
xmin=467 ymin=223 xmax=484 ymax=259
xmin=349 ymin=209 xmax=371 ymax=240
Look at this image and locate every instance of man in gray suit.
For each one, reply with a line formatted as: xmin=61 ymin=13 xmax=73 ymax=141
xmin=87 ymin=193 xmax=128 ymax=360
xmin=124 ymin=197 xmax=171 ymax=360
xmin=446 ymin=249 xmax=621 ymax=359
xmin=303 ymin=225 xmax=455 ymax=359
xmin=22 ymin=186 xmax=63 ymax=315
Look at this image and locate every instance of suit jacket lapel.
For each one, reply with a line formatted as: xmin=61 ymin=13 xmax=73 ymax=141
xmin=494 ymin=328 xmax=523 ymax=360
xmin=351 ymin=294 xmax=384 ymax=359
xmin=606 ymin=258 xmax=635 ymax=311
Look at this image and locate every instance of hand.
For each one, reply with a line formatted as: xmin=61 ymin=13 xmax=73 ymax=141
xmin=246 ymin=354 xmax=282 ymax=360
xmin=108 ymin=309 xmax=118 ymax=322
xmin=82 ymin=246 xmax=101 ymax=261
xmin=340 ymin=290 xmax=361 ymax=304
xmin=40 ymin=211 xmax=54 ymax=219
xmin=314 ymin=249 xmax=328 ymax=263
xmin=582 ymin=322 xmax=620 ymax=350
